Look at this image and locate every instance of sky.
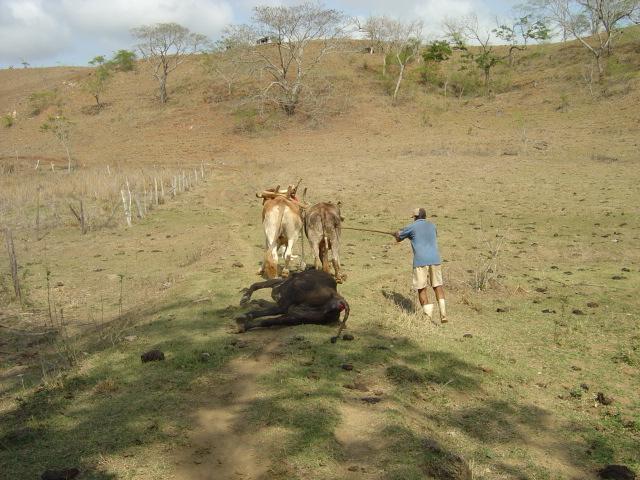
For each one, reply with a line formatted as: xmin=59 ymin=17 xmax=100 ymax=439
xmin=0 ymin=0 xmax=517 ymax=68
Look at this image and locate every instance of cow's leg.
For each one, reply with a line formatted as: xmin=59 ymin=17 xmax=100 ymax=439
xmin=309 ymin=239 xmax=322 ymax=270
xmin=262 ymin=239 xmax=279 ymax=278
xmin=281 ymin=237 xmax=295 ymax=278
xmin=240 ymin=278 xmax=285 ymax=305
xmin=257 ymin=239 xmax=268 ymax=275
xmin=331 ymin=238 xmax=344 ymax=283
xmin=248 ymin=305 xmax=339 ymax=330
xmin=236 ymin=304 xmax=286 ymax=332
xmin=320 ymin=239 xmax=330 ymax=273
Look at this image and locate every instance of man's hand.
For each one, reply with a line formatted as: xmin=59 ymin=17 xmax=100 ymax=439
xmin=394 ymin=231 xmax=402 ymax=242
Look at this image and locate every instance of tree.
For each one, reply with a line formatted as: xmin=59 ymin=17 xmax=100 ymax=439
xmin=493 ymin=16 xmax=550 ymax=65
xmin=419 ymin=41 xmax=452 ymax=90
xmin=229 ymin=2 xmax=348 ymax=115
xmin=110 ymin=50 xmax=137 ymax=71
xmin=444 ymin=14 xmax=500 ymax=96
xmin=84 ymin=56 xmax=112 ymax=108
xmin=41 ymin=115 xmax=73 ymax=172
xmin=357 ymin=16 xmax=392 ymax=75
xmin=524 ymin=0 xmax=638 ymax=79
xmin=131 ymin=23 xmax=209 ymax=103
xmin=204 ymin=25 xmax=256 ymax=97
xmin=385 ymin=19 xmax=423 ymax=102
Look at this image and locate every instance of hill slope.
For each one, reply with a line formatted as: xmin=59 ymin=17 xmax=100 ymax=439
xmin=1 ymin=36 xmax=639 ymax=480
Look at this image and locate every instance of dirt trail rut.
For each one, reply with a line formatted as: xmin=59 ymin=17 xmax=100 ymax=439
xmin=172 ymin=337 xmax=281 ymax=480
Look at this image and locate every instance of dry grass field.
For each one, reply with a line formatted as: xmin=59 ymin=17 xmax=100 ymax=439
xmin=1 ymin=31 xmax=639 ymax=480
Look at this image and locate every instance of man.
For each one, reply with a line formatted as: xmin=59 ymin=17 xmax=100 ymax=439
xmin=395 ymin=208 xmax=447 ymax=323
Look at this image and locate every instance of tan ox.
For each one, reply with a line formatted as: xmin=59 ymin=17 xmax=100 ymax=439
xmin=259 ymin=195 xmax=303 ymax=279
xmin=305 ymin=202 xmax=344 ymax=283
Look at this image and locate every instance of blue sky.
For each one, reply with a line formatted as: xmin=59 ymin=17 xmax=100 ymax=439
xmin=0 ymin=0 xmax=517 ymax=68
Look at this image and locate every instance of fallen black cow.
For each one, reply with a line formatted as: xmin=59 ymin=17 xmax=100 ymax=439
xmin=236 ymin=269 xmax=350 ymax=338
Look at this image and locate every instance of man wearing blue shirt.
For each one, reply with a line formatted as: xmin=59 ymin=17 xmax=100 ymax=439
xmin=394 ymin=208 xmax=447 ymax=323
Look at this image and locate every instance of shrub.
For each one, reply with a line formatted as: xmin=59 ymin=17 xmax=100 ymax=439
xmin=2 ymin=114 xmax=14 ymax=128
xmin=109 ymin=50 xmax=136 ymax=72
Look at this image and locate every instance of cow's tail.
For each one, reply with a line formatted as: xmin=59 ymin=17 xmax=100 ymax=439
xmin=264 ymin=203 xmax=287 ymax=278
xmin=330 ymin=297 xmax=350 ymax=344
xmin=320 ymin=211 xmax=330 ymax=271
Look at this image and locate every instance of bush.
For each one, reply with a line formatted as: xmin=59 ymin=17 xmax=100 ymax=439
xmin=2 ymin=114 xmax=14 ymax=128
xmin=29 ymin=90 xmax=60 ymax=116
xmin=109 ymin=50 xmax=136 ymax=72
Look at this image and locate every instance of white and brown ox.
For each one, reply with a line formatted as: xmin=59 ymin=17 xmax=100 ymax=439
xmin=305 ymin=202 xmax=344 ymax=283
xmin=258 ymin=187 xmax=303 ymax=279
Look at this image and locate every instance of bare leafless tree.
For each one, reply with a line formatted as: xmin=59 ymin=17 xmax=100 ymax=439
xmin=356 ymin=16 xmax=392 ymax=75
xmin=131 ymin=23 xmax=209 ymax=103
xmin=230 ymin=2 xmax=348 ymax=115
xmin=204 ymin=25 xmax=256 ymax=97
xmin=385 ymin=19 xmax=423 ymax=102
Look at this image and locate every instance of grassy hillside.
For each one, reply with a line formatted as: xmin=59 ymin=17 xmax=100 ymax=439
xmin=1 ymin=32 xmax=639 ymax=479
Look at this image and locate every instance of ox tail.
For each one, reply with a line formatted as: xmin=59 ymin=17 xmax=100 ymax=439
xmin=264 ymin=203 xmax=287 ymax=278
xmin=330 ymin=297 xmax=350 ymax=344
xmin=319 ymin=212 xmax=330 ymax=272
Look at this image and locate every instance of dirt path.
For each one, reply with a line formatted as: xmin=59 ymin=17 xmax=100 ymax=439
xmin=334 ymin=401 xmax=386 ymax=479
xmin=172 ymin=336 xmax=281 ymax=480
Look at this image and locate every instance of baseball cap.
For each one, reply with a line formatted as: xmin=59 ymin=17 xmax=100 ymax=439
xmin=412 ymin=208 xmax=426 ymax=218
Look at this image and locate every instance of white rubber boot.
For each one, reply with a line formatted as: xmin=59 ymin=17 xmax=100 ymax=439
xmin=422 ymin=303 xmax=434 ymax=320
xmin=438 ymin=299 xmax=447 ymax=323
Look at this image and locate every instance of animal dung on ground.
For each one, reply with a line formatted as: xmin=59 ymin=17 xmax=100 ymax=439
xmin=598 ymin=464 xmax=636 ymax=480
xmin=587 ymin=302 xmax=600 ymax=308
xmin=41 ymin=468 xmax=80 ymax=480
xmin=341 ymin=363 xmax=354 ymax=371
xmin=572 ymin=309 xmax=585 ymax=315
xmin=141 ymin=349 xmax=165 ymax=363
xmin=463 ymin=333 xmax=473 ymax=338
xmin=342 ymin=333 xmax=355 ymax=341
xmin=361 ymin=396 xmax=381 ymax=404
xmin=496 ymin=307 xmax=508 ymax=313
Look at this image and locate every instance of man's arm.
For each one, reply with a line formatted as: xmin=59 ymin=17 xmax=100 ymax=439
xmin=395 ymin=224 xmax=412 ymax=242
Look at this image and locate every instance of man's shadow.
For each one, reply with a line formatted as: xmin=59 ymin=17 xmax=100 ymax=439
xmin=382 ymin=290 xmax=415 ymax=313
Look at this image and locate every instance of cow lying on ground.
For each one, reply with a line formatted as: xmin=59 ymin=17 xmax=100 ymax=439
xmin=305 ymin=202 xmax=345 ymax=282
xmin=236 ymin=269 xmax=350 ymax=335
xmin=258 ymin=193 xmax=303 ymax=279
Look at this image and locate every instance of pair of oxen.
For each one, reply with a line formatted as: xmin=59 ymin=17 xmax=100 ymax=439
xmin=236 ymin=191 xmax=349 ymax=338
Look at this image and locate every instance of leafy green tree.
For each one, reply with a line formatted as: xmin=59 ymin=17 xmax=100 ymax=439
xmin=84 ymin=65 xmax=112 ymax=108
xmin=110 ymin=50 xmax=137 ymax=71
xmin=494 ymin=16 xmax=550 ymax=65
xmin=444 ymin=14 xmax=500 ymax=96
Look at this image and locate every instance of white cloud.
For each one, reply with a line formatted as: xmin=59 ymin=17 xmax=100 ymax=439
xmin=61 ymin=0 xmax=234 ymax=37
xmin=0 ymin=0 xmax=234 ymax=66
xmin=0 ymin=0 xmax=71 ymax=63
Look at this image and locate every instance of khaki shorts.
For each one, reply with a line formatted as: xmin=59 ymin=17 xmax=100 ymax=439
xmin=412 ymin=265 xmax=443 ymax=290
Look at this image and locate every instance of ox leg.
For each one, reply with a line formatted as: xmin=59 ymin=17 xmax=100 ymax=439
xmin=320 ymin=240 xmax=330 ymax=273
xmin=248 ymin=305 xmax=339 ymax=330
xmin=311 ymin=240 xmax=322 ymax=270
xmin=236 ymin=304 xmax=287 ymax=333
xmin=331 ymin=242 xmax=344 ymax=283
xmin=261 ymin=241 xmax=279 ymax=279
xmin=240 ymin=278 xmax=285 ymax=305
xmin=281 ymin=237 xmax=295 ymax=277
